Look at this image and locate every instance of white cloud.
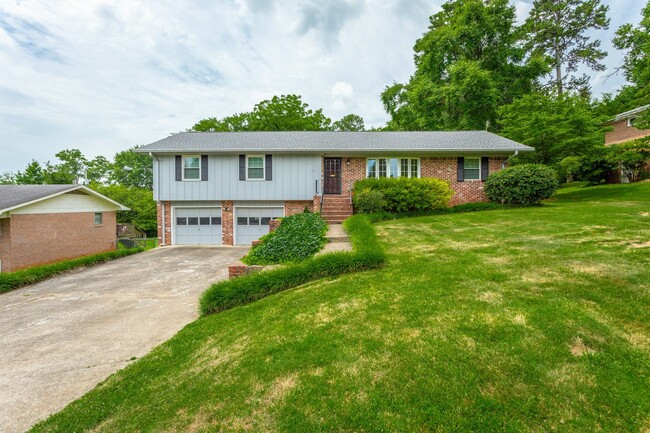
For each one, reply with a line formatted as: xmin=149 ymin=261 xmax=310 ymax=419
xmin=0 ymin=0 xmax=644 ymax=173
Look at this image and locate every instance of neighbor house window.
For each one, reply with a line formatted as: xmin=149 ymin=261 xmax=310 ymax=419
xmin=367 ymin=158 xmax=420 ymax=179
xmin=183 ymin=156 xmax=200 ymax=180
xmin=627 ymin=117 xmax=636 ymax=127
xmin=94 ymin=212 xmax=103 ymax=225
xmin=247 ymin=155 xmax=265 ymax=180
xmin=464 ymin=157 xmax=480 ymax=180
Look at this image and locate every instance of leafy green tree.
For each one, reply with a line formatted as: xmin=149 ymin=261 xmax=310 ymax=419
xmin=557 ymin=156 xmax=582 ymax=182
xmin=0 ymin=171 xmax=16 ymax=184
xmin=608 ymin=139 xmax=650 ymax=182
xmin=15 ymin=160 xmax=44 ymax=184
xmin=333 ymin=114 xmax=365 ymax=131
xmin=43 ymin=149 xmax=87 ymax=184
xmin=381 ymin=0 xmax=545 ymax=131
xmin=192 ymin=95 xmax=331 ymax=132
xmin=522 ymin=0 xmax=610 ymax=95
xmin=110 ymin=147 xmax=153 ymax=189
xmin=92 ymin=184 xmax=157 ymax=235
xmin=612 ymin=0 xmax=650 ymax=126
xmin=86 ymin=156 xmax=111 ymax=184
xmin=499 ymin=93 xmax=606 ymax=164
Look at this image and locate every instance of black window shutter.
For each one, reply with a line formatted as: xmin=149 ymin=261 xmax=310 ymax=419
xmin=175 ymin=155 xmax=182 ymax=181
xmin=201 ymin=155 xmax=208 ymax=181
xmin=239 ymin=155 xmax=246 ymax=181
xmin=481 ymin=157 xmax=489 ymax=181
xmin=265 ymin=154 xmax=273 ymax=181
xmin=457 ymin=157 xmax=465 ymax=182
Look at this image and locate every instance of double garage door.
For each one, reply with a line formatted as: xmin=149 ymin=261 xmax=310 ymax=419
xmin=174 ymin=207 xmax=222 ymax=245
xmin=235 ymin=207 xmax=284 ymax=245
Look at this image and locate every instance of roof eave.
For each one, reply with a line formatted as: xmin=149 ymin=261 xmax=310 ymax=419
xmin=141 ymin=147 xmax=534 ymax=154
xmin=0 ymin=185 xmax=130 ymax=214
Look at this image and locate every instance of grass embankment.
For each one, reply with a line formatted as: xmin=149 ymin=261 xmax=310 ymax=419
xmin=31 ymin=182 xmax=650 ymax=432
xmin=0 ymin=248 xmax=144 ymax=294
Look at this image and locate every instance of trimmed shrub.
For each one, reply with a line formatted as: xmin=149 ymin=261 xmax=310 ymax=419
xmin=0 ymin=248 xmax=144 ymax=294
xmin=364 ymin=202 xmax=518 ymax=223
xmin=485 ymin=164 xmax=559 ymax=205
xmin=353 ymin=177 xmax=452 ymax=213
xmin=353 ymin=190 xmax=386 ymax=214
xmin=199 ymin=215 xmax=384 ymax=316
xmin=242 ymin=212 xmax=327 ymax=265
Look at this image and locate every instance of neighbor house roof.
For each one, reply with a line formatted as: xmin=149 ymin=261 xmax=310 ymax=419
xmin=136 ymin=131 xmax=534 ymax=154
xmin=610 ymin=104 xmax=650 ymax=123
xmin=0 ymin=185 xmax=129 ymax=216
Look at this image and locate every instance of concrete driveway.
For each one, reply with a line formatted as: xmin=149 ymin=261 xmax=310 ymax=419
xmin=0 ymin=246 xmax=248 ymax=433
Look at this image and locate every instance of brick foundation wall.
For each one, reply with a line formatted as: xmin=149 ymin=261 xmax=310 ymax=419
xmin=5 ymin=212 xmax=116 ymax=273
xmin=341 ymin=158 xmax=367 ymax=199
xmin=0 ymin=218 xmax=11 ymax=272
xmin=285 ymin=200 xmax=313 ymax=216
xmin=156 ymin=201 xmax=172 ymax=246
xmin=605 ymin=119 xmax=650 ymax=145
xmin=222 ymin=201 xmax=234 ymax=246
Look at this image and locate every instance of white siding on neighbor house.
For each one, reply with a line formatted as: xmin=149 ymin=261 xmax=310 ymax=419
xmin=10 ymin=192 xmax=120 ymax=215
xmin=153 ymin=154 xmax=321 ymax=201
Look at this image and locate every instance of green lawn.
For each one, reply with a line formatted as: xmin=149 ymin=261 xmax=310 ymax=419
xmin=32 ymin=182 xmax=650 ymax=433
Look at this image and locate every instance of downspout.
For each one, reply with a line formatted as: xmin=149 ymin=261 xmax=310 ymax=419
xmin=502 ymin=151 xmax=518 ymax=169
xmin=150 ymin=152 xmax=165 ymax=246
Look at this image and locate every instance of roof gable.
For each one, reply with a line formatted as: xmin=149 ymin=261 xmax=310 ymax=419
xmin=0 ymin=185 xmax=129 ymax=215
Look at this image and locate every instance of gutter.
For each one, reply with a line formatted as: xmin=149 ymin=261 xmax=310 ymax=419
xmin=502 ymin=151 xmax=519 ymax=169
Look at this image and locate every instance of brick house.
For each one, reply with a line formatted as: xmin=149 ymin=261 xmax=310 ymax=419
xmin=0 ymin=185 xmax=129 ymax=273
xmin=605 ymin=104 xmax=650 ymax=145
xmin=137 ymin=131 xmax=533 ymax=246
xmin=605 ymin=104 xmax=650 ymax=182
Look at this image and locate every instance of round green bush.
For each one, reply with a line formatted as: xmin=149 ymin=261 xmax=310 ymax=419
xmin=353 ymin=177 xmax=453 ymax=214
xmin=484 ymin=164 xmax=559 ymax=205
xmin=353 ymin=190 xmax=386 ymax=214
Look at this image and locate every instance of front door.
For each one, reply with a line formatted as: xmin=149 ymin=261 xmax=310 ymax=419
xmin=324 ymin=157 xmax=342 ymax=194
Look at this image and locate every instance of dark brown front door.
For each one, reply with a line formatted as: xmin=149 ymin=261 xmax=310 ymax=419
xmin=324 ymin=157 xmax=342 ymax=194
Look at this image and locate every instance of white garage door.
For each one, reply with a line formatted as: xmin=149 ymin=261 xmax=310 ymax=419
xmin=236 ymin=207 xmax=284 ymax=245
xmin=174 ymin=207 xmax=222 ymax=245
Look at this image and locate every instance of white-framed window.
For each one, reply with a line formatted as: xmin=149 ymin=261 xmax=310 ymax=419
xmin=247 ymin=155 xmax=265 ymax=180
xmin=464 ymin=157 xmax=481 ymax=180
xmin=366 ymin=158 xmax=420 ymax=179
xmin=183 ymin=155 xmax=201 ymax=180
xmin=627 ymin=117 xmax=636 ymax=127
xmin=94 ymin=212 xmax=103 ymax=225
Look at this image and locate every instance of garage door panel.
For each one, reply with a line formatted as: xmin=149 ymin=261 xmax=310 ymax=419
xmin=236 ymin=207 xmax=283 ymax=245
xmin=174 ymin=207 xmax=222 ymax=245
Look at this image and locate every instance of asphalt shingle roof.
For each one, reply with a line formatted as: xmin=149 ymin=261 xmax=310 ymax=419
xmin=0 ymin=185 xmax=80 ymax=212
xmin=136 ymin=131 xmax=533 ymax=153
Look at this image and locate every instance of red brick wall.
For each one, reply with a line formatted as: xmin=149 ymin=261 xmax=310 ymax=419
xmin=285 ymin=200 xmax=313 ymax=215
xmin=341 ymin=158 xmax=367 ymax=199
xmin=156 ymin=201 xmax=172 ymax=246
xmin=0 ymin=218 xmax=11 ymax=272
xmin=421 ymin=157 xmax=506 ymax=205
xmin=222 ymin=201 xmax=234 ymax=246
xmin=605 ymin=119 xmax=650 ymax=145
xmin=4 ymin=212 xmax=116 ymax=273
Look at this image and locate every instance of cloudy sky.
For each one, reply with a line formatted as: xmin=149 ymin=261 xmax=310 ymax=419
xmin=0 ymin=0 xmax=644 ymax=173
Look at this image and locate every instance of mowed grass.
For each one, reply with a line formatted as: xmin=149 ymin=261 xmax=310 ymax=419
xmin=32 ymin=183 xmax=650 ymax=433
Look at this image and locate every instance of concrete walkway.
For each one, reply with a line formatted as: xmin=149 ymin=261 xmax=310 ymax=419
xmin=318 ymin=224 xmax=352 ymax=254
xmin=0 ymin=246 xmax=248 ymax=433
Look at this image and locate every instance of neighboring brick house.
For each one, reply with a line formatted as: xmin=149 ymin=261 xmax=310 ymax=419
xmin=605 ymin=104 xmax=650 ymax=145
xmin=605 ymin=104 xmax=650 ymax=182
xmin=137 ymin=131 xmax=533 ymax=246
xmin=0 ymin=185 xmax=129 ymax=273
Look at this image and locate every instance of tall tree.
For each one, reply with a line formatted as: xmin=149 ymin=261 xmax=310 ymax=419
xmin=15 ymin=160 xmax=44 ymax=184
xmin=86 ymin=156 xmax=111 ymax=184
xmin=43 ymin=149 xmax=87 ymax=184
xmin=523 ymin=0 xmax=610 ymax=95
xmin=499 ymin=93 xmax=606 ymax=164
xmin=109 ymin=147 xmax=153 ymax=189
xmin=381 ymin=0 xmax=545 ymax=131
xmin=333 ymin=114 xmax=365 ymax=131
xmin=0 ymin=171 xmax=16 ymax=184
xmin=192 ymin=95 xmax=331 ymax=132
xmin=612 ymin=0 xmax=650 ymax=125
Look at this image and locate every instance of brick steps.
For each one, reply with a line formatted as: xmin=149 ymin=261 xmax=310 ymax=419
xmin=320 ymin=196 xmax=353 ymax=224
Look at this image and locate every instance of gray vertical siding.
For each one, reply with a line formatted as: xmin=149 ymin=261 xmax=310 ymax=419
xmin=154 ymin=154 xmax=321 ymax=201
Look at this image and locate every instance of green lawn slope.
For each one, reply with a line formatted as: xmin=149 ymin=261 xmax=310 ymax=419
xmin=32 ymin=182 xmax=650 ymax=433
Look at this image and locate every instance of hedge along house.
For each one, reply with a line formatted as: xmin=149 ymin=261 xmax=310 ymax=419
xmin=0 ymin=185 xmax=129 ymax=273
xmin=137 ymin=131 xmax=533 ymax=246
